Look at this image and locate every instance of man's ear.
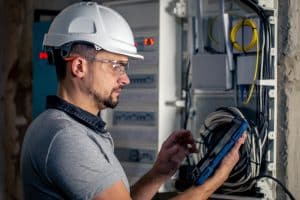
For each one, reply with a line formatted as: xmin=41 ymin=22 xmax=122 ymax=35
xmin=70 ymin=56 xmax=87 ymax=78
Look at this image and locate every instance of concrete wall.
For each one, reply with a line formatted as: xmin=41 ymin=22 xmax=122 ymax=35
xmin=0 ymin=0 xmax=6 ymax=199
xmin=0 ymin=1 xmax=33 ymax=199
xmin=278 ymin=0 xmax=300 ymax=199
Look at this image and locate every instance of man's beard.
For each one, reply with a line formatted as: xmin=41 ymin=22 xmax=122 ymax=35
xmin=91 ymin=89 xmax=119 ymax=109
xmin=83 ymin=76 xmax=120 ymax=109
xmin=102 ymin=95 xmax=118 ymax=108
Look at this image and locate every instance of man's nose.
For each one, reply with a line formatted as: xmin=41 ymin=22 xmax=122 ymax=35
xmin=118 ymin=73 xmax=130 ymax=86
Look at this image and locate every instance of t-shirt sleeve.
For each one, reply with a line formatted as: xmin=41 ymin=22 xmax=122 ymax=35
xmin=45 ymin=127 xmax=122 ymax=200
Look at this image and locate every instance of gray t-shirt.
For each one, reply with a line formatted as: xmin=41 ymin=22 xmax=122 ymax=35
xmin=21 ymin=108 xmax=129 ymax=200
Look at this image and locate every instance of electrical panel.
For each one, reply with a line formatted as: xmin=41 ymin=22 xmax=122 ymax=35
xmin=102 ymin=1 xmax=159 ymax=186
xmin=182 ymin=0 xmax=279 ymax=199
xmin=192 ymin=54 xmax=231 ymax=90
xmin=103 ymin=0 xmax=181 ymax=190
xmin=237 ymin=56 xmax=257 ymax=85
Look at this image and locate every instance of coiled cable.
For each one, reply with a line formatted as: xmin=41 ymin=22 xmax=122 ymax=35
xmin=230 ymin=18 xmax=258 ymax=52
xmin=197 ymin=107 xmax=262 ymax=194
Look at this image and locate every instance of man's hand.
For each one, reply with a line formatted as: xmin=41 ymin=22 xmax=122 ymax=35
xmin=170 ymin=133 xmax=247 ymax=200
xmin=131 ymin=131 xmax=247 ymax=200
xmin=130 ymin=130 xmax=197 ymax=200
xmin=212 ymin=132 xmax=247 ymax=183
xmin=151 ymin=130 xmax=197 ymax=180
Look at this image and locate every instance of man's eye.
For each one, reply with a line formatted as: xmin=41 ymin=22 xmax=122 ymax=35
xmin=118 ymin=65 xmax=126 ymax=71
xmin=112 ymin=64 xmax=122 ymax=71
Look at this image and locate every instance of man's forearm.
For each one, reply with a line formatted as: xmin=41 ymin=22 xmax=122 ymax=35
xmin=130 ymin=168 xmax=168 ymax=200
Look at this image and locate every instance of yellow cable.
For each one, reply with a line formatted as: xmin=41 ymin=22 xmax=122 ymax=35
xmin=243 ymin=25 xmax=259 ymax=105
xmin=230 ymin=19 xmax=258 ymax=52
xmin=208 ymin=17 xmax=259 ymax=104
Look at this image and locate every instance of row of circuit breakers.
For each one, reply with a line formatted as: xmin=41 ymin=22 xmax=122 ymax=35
xmin=108 ymin=10 xmax=160 ymax=184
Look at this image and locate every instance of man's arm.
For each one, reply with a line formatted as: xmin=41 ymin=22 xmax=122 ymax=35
xmin=93 ymin=131 xmax=246 ymax=200
xmin=170 ymin=133 xmax=246 ymax=200
xmin=130 ymin=131 xmax=246 ymax=200
xmin=130 ymin=130 xmax=197 ymax=200
xmin=92 ymin=181 xmax=132 ymax=200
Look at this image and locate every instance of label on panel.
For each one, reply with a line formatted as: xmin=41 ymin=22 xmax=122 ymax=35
xmin=127 ymin=74 xmax=156 ymax=89
xmin=113 ymin=111 xmax=156 ymax=126
xmin=115 ymin=147 xmax=156 ymax=164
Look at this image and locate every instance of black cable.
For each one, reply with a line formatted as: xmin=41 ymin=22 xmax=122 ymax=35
xmin=252 ymin=175 xmax=296 ymax=200
xmin=197 ymin=107 xmax=261 ymax=194
xmin=240 ymin=0 xmax=272 ymax=81
xmin=183 ymin=59 xmax=191 ymax=130
xmin=241 ymin=18 xmax=247 ymax=54
xmin=239 ymin=2 xmax=272 ymax=178
xmin=183 ymin=59 xmax=192 ymax=166
xmin=236 ymin=1 xmax=269 ymax=120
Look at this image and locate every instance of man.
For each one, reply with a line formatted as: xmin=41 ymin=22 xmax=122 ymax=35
xmin=21 ymin=2 xmax=246 ymax=200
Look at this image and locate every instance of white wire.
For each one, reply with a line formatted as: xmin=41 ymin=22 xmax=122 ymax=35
xmin=197 ymin=107 xmax=262 ymax=193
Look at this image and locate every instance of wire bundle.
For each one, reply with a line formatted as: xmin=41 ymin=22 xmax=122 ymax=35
xmin=230 ymin=19 xmax=258 ymax=52
xmin=197 ymin=107 xmax=262 ymax=194
xmin=238 ymin=0 xmax=272 ymax=121
xmin=229 ymin=17 xmax=260 ymax=105
xmin=185 ymin=0 xmax=295 ymax=198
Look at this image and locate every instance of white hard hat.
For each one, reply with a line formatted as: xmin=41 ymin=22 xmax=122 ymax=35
xmin=43 ymin=2 xmax=143 ymax=60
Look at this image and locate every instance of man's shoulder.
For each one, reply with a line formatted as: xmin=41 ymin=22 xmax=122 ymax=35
xmin=24 ymin=109 xmax=90 ymax=149
xmin=33 ymin=108 xmax=86 ymax=132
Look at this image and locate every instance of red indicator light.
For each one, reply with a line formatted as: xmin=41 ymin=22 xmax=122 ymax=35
xmin=39 ymin=52 xmax=48 ymax=60
xmin=143 ymin=37 xmax=154 ymax=46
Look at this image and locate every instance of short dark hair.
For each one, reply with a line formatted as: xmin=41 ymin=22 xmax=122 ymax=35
xmin=50 ymin=42 xmax=98 ymax=81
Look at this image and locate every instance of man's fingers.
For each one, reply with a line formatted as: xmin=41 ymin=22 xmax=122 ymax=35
xmin=177 ymin=146 xmax=190 ymax=159
xmin=169 ymin=146 xmax=189 ymax=165
xmin=231 ymin=133 xmax=247 ymax=153
xmin=165 ymin=144 xmax=180 ymax=156
xmin=163 ymin=130 xmax=192 ymax=148
xmin=223 ymin=133 xmax=248 ymax=166
xmin=162 ymin=130 xmax=197 ymax=154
